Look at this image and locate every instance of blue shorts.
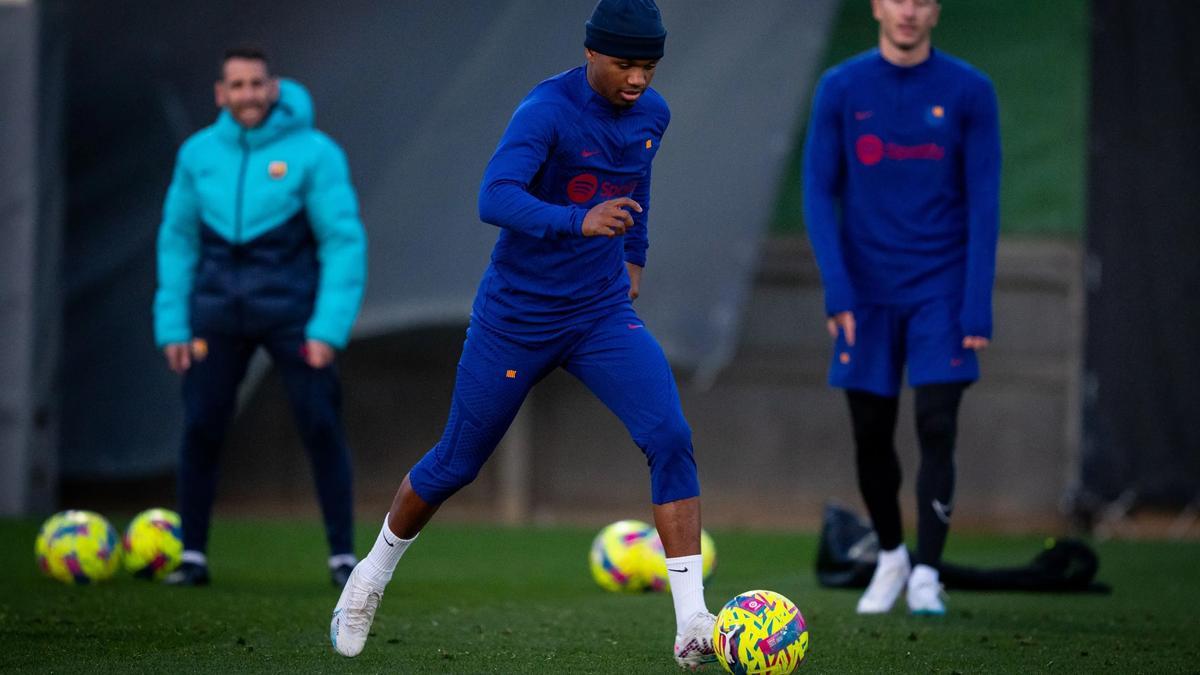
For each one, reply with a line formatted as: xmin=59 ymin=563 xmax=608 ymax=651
xmin=409 ymin=304 xmax=700 ymax=505
xmin=829 ymin=298 xmax=979 ymax=397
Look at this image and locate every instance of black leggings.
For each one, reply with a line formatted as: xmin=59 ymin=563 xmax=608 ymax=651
xmin=847 ymin=382 xmax=966 ymax=568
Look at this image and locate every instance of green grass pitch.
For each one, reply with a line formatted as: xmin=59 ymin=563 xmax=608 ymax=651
xmin=2 ymin=518 xmax=1197 ymax=672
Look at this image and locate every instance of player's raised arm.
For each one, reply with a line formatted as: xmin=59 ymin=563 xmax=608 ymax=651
xmin=478 ymin=99 xmax=585 ymax=239
xmin=581 ymin=197 xmax=642 ymax=238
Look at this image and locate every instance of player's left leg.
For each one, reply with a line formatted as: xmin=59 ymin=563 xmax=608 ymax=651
xmin=564 ymin=306 xmax=715 ymax=669
xmin=906 ymin=381 xmax=967 ymax=614
xmin=651 ymin=497 xmax=716 ymax=670
xmin=331 ymin=321 xmax=559 ymax=658
xmin=913 ymin=382 xmax=966 ymax=566
xmin=264 ymin=330 xmax=355 ymax=586
xmin=905 ymin=297 xmax=978 ymax=615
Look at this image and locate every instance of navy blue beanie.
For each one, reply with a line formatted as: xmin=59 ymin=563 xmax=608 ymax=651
xmin=584 ymin=0 xmax=666 ymax=60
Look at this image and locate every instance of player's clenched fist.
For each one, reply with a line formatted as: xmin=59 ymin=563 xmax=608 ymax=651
xmin=582 ymin=197 xmax=642 ymax=237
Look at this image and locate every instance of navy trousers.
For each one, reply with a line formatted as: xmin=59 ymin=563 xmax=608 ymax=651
xmin=177 ymin=328 xmax=353 ymax=557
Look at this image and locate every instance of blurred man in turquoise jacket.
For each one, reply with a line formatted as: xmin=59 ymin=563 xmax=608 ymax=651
xmin=153 ymin=47 xmax=366 ymax=587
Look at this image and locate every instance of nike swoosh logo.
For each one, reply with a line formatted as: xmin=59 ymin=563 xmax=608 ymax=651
xmin=932 ymin=499 xmax=953 ymax=524
xmin=627 ymin=324 xmax=644 ymax=330
xmin=667 ymin=567 xmax=689 ymax=573
xmin=581 ymin=149 xmax=601 ymax=157
xmin=382 ymin=532 xmax=395 ymax=547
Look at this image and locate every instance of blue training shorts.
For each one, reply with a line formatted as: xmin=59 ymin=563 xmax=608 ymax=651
xmin=829 ymin=297 xmax=979 ymax=397
xmin=409 ymin=304 xmax=700 ymax=506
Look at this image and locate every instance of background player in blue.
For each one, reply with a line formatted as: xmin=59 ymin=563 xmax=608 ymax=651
xmin=803 ymin=0 xmax=1000 ymax=616
xmin=331 ymin=1 xmax=716 ymax=667
xmin=154 ymin=47 xmax=367 ymax=588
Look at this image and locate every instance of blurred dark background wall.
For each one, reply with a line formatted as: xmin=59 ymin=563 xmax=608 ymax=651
xmin=45 ymin=0 xmax=833 ymax=482
xmin=0 ymin=0 xmax=62 ymax=515
xmin=1080 ymin=0 xmax=1200 ymax=515
xmin=2 ymin=0 xmax=1197 ymax=534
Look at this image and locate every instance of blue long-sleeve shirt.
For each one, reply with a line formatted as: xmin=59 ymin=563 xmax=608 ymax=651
xmin=803 ymin=48 xmax=1001 ymax=338
xmin=474 ymin=66 xmax=668 ymax=335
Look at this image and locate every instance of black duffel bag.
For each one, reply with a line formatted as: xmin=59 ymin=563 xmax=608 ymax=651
xmin=815 ymin=502 xmax=1111 ymax=593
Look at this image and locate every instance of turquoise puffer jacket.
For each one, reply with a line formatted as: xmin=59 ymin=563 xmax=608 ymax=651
xmin=154 ymin=79 xmax=366 ymax=348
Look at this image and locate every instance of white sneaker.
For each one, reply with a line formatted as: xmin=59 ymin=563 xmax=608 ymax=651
xmin=330 ymin=564 xmax=385 ymax=657
xmin=856 ymin=551 xmax=911 ymax=614
xmin=674 ymin=611 xmax=717 ymax=670
xmin=906 ymin=564 xmax=947 ymax=616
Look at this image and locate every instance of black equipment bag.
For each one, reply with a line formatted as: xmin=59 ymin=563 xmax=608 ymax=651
xmin=816 ymin=502 xmax=1111 ymax=593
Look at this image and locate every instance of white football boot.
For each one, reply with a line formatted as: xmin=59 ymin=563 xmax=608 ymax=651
xmin=856 ymin=548 xmax=911 ymax=614
xmin=330 ymin=564 xmax=384 ymax=657
xmin=906 ymin=564 xmax=947 ymax=616
xmin=674 ymin=611 xmax=717 ymax=670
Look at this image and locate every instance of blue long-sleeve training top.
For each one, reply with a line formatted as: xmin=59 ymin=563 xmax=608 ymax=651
xmin=475 ymin=65 xmax=669 ymax=335
xmin=803 ymin=48 xmax=1001 ymax=338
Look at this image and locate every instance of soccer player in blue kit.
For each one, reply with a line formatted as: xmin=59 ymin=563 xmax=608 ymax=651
xmin=331 ymin=0 xmax=717 ymax=667
xmin=803 ymin=0 xmax=1000 ymax=615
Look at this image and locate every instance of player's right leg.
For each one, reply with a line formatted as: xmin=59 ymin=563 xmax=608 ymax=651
xmin=169 ymin=333 xmax=254 ymax=586
xmin=846 ymin=389 xmax=909 ymax=613
xmin=830 ymin=304 xmax=908 ymax=613
xmin=331 ymin=322 xmax=552 ymax=657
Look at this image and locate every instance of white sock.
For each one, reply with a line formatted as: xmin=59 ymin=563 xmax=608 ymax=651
xmin=328 ymin=553 xmax=357 ymax=569
xmin=181 ymin=550 xmax=207 ymax=567
xmin=910 ymin=563 xmax=939 ymax=587
xmin=665 ymin=554 xmax=707 ymax=634
xmin=877 ymin=545 xmax=909 ymax=570
xmin=360 ymin=514 xmax=416 ymax=587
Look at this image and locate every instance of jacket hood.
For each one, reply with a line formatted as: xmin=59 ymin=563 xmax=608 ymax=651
xmin=215 ymin=78 xmax=313 ymax=147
